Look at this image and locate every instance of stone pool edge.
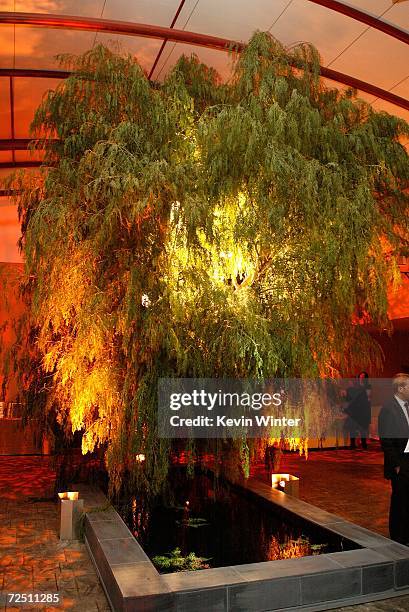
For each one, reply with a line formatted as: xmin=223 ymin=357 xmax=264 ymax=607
xmin=77 ymin=482 xmax=409 ymax=612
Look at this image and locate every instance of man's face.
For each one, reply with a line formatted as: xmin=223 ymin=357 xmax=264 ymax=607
xmin=398 ymin=381 xmax=409 ymax=401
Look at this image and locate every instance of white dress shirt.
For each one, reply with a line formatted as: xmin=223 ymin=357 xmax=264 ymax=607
xmin=394 ymin=395 xmax=409 ymax=453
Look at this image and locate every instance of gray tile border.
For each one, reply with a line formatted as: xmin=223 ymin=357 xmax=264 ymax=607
xmin=323 ymin=522 xmax=392 ymax=548
xmin=112 ymin=562 xmax=172 ymax=597
xmin=370 ymin=542 xmax=409 ymax=560
xmin=301 ymin=568 xmax=361 ymax=605
xmin=326 ymin=548 xmax=391 ymax=568
xmin=231 ymin=555 xmax=342 ymax=581
xmin=362 ymin=563 xmax=394 ymax=594
xmin=229 ymin=576 xmax=301 ymax=611
xmin=175 ymin=587 xmax=227 ymax=612
xmin=163 ymin=567 xmax=243 ymax=591
xmin=395 ymin=558 xmax=409 ymax=589
xmin=82 ymin=480 xmax=409 ymax=612
xmin=86 ymin=507 xmax=120 ymax=522
xmin=90 ymin=518 xmax=138 ymax=542
xmin=124 ymin=592 xmax=175 ymax=612
xmin=100 ymin=537 xmax=151 ymax=565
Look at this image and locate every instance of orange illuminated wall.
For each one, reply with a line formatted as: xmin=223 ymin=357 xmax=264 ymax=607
xmin=0 ymin=197 xmax=24 ymax=401
xmin=0 ymin=199 xmax=23 ymax=264
xmin=388 ymin=273 xmax=409 ymax=321
xmin=0 ymin=262 xmax=25 ymax=401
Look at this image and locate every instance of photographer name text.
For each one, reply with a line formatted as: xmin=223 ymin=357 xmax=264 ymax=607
xmin=169 ymin=415 xmax=302 ymax=427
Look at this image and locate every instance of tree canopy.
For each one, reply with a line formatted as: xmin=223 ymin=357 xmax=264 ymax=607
xmin=7 ymin=32 xmax=409 ymax=494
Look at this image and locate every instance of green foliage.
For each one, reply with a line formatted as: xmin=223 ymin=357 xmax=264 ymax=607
xmin=152 ymin=547 xmax=210 ymax=572
xmin=5 ymin=33 xmax=409 ymax=495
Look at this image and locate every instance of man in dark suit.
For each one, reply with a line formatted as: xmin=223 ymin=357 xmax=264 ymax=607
xmin=378 ymin=373 xmax=409 ymax=544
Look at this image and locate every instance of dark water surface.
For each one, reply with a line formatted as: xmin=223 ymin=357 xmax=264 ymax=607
xmin=118 ymin=469 xmax=358 ymax=571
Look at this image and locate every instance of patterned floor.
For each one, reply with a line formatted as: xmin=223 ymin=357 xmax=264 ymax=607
xmin=0 ymin=457 xmax=109 ymax=611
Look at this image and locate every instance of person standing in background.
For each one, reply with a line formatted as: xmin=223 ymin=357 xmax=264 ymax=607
xmin=344 ymin=372 xmax=371 ymax=449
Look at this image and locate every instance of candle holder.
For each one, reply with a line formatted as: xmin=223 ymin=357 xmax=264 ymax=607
xmin=58 ymin=491 xmax=84 ymax=540
xmin=271 ymin=473 xmax=300 ymax=497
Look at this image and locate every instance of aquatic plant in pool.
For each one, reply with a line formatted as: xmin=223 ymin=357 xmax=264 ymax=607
xmin=152 ymin=548 xmax=211 ymax=573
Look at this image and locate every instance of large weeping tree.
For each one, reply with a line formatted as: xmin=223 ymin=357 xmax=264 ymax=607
xmin=7 ymin=32 xmax=409 ymax=495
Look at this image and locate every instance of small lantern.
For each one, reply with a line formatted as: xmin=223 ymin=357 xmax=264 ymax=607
xmin=271 ymin=473 xmax=300 ymax=497
xmin=58 ymin=491 xmax=84 ymax=540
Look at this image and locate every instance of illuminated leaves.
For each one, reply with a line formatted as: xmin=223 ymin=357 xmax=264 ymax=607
xmin=7 ymin=33 xmax=409 ymax=494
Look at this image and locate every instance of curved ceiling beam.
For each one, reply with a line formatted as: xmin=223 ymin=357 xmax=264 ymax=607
xmin=321 ymin=67 xmax=409 ymax=110
xmin=306 ymin=0 xmax=409 ymax=46
xmin=0 ymin=69 xmax=407 ymax=114
xmin=0 ymin=12 xmax=240 ymax=52
xmin=0 ymin=139 xmax=58 ymax=150
xmin=0 ymin=7 xmax=408 ymax=50
xmin=0 ymin=139 xmax=32 ymax=151
xmin=0 ymin=16 xmax=407 ymax=113
xmin=0 ymin=161 xmax=43 ymax=169
xmin=0 ymin=188 xmax=22 ymax=197
xmin=0 ymin=68 xmax=71 ymax=78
